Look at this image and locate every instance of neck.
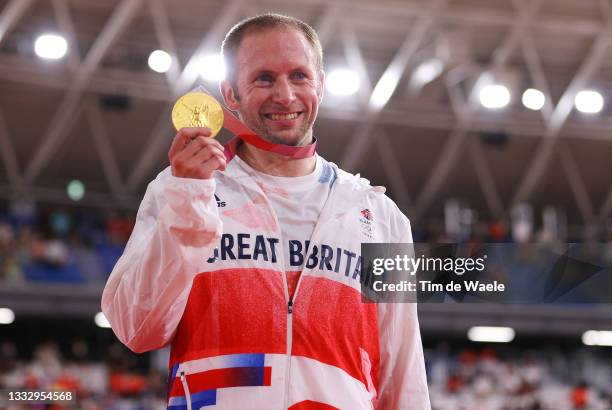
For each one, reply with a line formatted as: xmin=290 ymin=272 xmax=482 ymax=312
xmin=237 ymin=142 xmax=316 ymax=177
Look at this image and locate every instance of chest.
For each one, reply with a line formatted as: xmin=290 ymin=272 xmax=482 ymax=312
xmin=206 ymin=183 xmax=384 ymax=290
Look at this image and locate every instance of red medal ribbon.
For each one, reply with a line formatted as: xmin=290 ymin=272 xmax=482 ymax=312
xmin=221 ymin=105 xmax=317 ymax=161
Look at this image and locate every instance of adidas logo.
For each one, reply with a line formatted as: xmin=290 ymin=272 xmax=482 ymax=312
xmin=214 ymin=194 xmax=226 ymax=208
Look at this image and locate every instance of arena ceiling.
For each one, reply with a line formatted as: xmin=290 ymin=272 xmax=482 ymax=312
xmin=1 ymin=0 xmax=612 ymax=232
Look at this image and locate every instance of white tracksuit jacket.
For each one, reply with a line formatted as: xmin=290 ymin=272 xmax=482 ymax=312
xmin=101 ymin=156 xmax=430 ymax=410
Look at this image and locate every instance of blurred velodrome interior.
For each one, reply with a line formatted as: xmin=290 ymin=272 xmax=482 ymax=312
xmin=0 ymin=0 xmax=611 ymax=408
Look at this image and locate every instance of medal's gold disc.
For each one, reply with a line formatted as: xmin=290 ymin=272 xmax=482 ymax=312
xmin=171 ymin=92 xmax=224 ymax=138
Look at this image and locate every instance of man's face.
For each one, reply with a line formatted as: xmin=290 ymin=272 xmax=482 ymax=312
xmin=221 ymin=27 xmax=324 ymax=146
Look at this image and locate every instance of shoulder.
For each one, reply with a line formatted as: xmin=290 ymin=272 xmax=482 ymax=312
xmin=326 ymin=159 xmax=413 ymax=242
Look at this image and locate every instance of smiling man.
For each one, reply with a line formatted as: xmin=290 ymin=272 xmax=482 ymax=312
xmin=222 ymin=23 xmax=320 ymax=148
xmin=102 ymin=13 xmax=430 ymax=410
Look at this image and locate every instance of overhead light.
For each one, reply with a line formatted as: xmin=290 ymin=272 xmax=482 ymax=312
xmin=326 ymin=68 xmax=360 ymax=96
xmin=468 ymin=326 xmax=515 ymax=343
xmin=479 ymin=84 xmax=511 ymax=109
xmin=0 ymin=308 xmax=15 ymax=325
xmin=522 ymin=88 xmax=546 ymax=111
xmin=198 ymin=54 xmax=225 ymax=81
xmin=369 ymin=70 xmax=401 ymax=110
xmin=575 ymin=90 xmax=604 ymax=114
xmin=34 ymin=33 xmax=68 ymax=60
xmin=95 ymin=312 xmax=111 ymax=328
xmin=67 ymin=180 xmax=85 ymax=201
xmin=410 ymin=58 xmax=444 ymax=89
xmin=582 ymin=330 xmax=612 ymax=346
xmin=148 ymin=49 xmax=172 ymax=73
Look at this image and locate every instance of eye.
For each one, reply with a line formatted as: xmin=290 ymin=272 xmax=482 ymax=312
xmin=291 ymin=71 xmax=308 ymax=80
xmin=255 ymin=73 xmax=274 ymax=83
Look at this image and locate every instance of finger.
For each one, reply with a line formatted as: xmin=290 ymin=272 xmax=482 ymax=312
xmin=191 ymin=136 xmax=223 ymax=153
xmin=209 ymin=152 xmax=227 ymax=169
xmin=204 ymin=144 xmax=225 ymax=159
xmin=215 ymin=154 xmax=227 ymax=172
xmin=171 ymin=139 xmax=216 ymax=176
xmin=207 ymin=138 xmax=224 ymax=153
xmin=176 ymin=136 xmax=219 ymax=160
xmin=190 ymin=144 xmax=225 ymax=163
xmin=174 ymin=143 xmax=224 ymax=175
xmin=168 ymin=127 xmax=212 ymax=159
xmin=199 ymin=155 xmax=227 ymax=176
xmin=179 ymin=127 xmax=212 ymax=140
xmin=175 ymin=152 xmax=226 ymax=179
xmin=190 ymin=136 xmax=224 ymax=152
xmin=182 ymin=153 xmax=226 ymax=179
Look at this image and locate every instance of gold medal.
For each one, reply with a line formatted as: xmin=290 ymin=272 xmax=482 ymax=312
xmin=171 ymin=91 xmax=224 ymax=138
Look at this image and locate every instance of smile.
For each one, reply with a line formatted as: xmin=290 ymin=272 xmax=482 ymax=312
xmin=264 ymin=112 xmax=301 ymax=121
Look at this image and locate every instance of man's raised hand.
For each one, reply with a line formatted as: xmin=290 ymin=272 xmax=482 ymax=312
xmin=169 ymin=127 xmax=226 ymax=179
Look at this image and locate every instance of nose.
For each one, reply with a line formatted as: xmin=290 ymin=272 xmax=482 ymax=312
xmin=272 ymin=77 xmax=296 ymax=106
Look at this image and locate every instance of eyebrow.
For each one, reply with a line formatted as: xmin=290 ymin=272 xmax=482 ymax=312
xmin=253 ymin=70 xmax=275 ymax=77
xmin=249 ymin=65 xmax=313 ymax=78
xmin=290 ymin=66 xmax=313 ymax=74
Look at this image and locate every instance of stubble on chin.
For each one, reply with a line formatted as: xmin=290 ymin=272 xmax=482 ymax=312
xmin=252 ymin=123 xmax=312 ymax=147
xmin=264 ymin=131 xmax=310 ymax=146
xmin=239 ymin=113 xmax=312 ymax=146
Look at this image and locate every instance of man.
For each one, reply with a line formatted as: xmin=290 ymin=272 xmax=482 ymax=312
xmin=102 ymin=13 xmax=430 ymax=410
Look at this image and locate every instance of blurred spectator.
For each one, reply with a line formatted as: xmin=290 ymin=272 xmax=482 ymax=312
xmin=9 ymin=198 xmax=38 ymax=226
xmin=0 ymin=221 xmax=23 ymax=282
xmin=571 ymin=382 xmax=589 ymax=409
xmin=0 ymin=341 xmax=18 ymax=374
xmin=40 ymin=239 xmax=70 ymax=267
xmin=428 ymin=346 xmax=612 ymax=410
xmin=0 ymin=206 xmax=136 ymax=284
xmin=0 ymin=340 xmax=161 ymax=409
xmin=1 ymin=339 xmax=611 ymax=409
xmin=105 ymin=214 xmax=134 ymax=245
xmin=70 ymin=233 xmax=105 ymax=282
xmin=50 ymin=211 xmax=73 ymax=238
xmin=1 ymin=201 xmax=610 ymax=287
xmin=488 ymin=219 xmax=508 ymax=242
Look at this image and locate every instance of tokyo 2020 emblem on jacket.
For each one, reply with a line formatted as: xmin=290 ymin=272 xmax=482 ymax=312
xmin=102 ymin=156 xmax=431 ymax=410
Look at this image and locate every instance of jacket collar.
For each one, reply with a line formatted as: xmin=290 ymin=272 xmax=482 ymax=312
xmin=220 ymin=155 xmax=385 ymax=219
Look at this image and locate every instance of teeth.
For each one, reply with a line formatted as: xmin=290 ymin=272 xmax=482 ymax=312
xmin=269 ymin=112 xmax=299 ymax=120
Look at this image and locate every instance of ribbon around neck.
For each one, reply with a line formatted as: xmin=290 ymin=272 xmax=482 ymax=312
xmin=186 ymin=85 xmax=317 ymax=162
xmin=220 ymin=103 xmax=317 ymax=161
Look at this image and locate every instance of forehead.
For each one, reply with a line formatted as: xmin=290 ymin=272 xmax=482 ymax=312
xmin=235 ymin=27 xmax=318 ymax=76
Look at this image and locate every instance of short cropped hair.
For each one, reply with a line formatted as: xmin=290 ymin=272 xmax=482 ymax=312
xmin=221 ymin=13 xmax=323 ymax=87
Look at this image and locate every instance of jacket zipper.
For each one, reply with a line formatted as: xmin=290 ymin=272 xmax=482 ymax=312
xmin=284 ymin=299 xmax=294 ymax=409
xmin=245 ymin=178 xmax=294 ymax=409
xmin=239 ymin=164 xmax=360 ymax=409
xmin=281 ymin=209 xmax=330 ymax=408
xmin=180 ymin=369 xmax=192 ymax=410
xmin=279 ymin=186 xmax=366 ymax=408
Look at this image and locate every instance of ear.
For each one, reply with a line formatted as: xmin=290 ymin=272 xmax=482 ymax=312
xmin=317 ymin=69 xmax=325 ymax=104
xmin=220 ymin=80 xmax=240 ymax=110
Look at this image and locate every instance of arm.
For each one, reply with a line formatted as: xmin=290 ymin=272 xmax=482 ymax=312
xmin=377 ymin=302 xmax=430 ymax=409
xmin=101 ymin=128 xmax=226 ymax=353
xmin=377 ymin=214 xmax=431 ymax=410
xmin=101 ymin=170 xmax=222 ymax=352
